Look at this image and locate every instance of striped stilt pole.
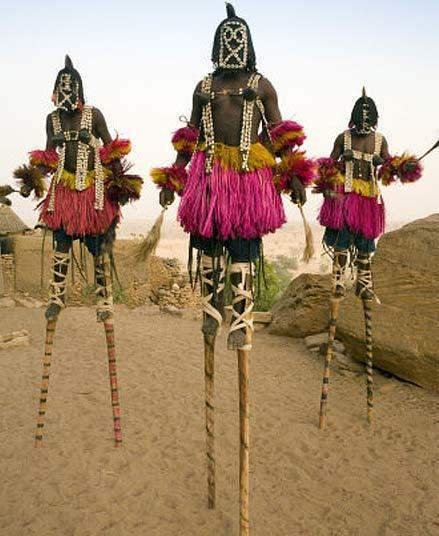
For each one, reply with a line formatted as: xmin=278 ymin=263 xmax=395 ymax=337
xmin=104 ymin=320 xmax=122 ymax=447
xmin=204 ymin=334 xmax=216 ymax=509
xmin=238 ymin=339 xmax=251 ymax=536
xmin=35 ymin=318 xmax=58 ymax=447
xmin=363 ymin=299 xmax=374 ymax=423
xmin=319 ymin=297 xmax=341 ymax=430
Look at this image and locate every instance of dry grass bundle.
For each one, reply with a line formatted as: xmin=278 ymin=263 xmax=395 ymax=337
xmin=135 ymin=209 xmax=166 ymax=264
xmin=298 ymin=204 xmax=315 ymax=264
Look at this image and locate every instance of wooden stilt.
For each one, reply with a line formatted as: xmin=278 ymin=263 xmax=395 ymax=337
xmin=238 ymin=273 xmax=253 ymax=536
xmin=319 ymin=297 xmax=341 ymax=430
xmin=238 ymin=341 xmax=250 ymax=536
xmin=35 ymin=318 xmax=58 ymax=447
xmin=204 ymin=334 xmax=216 ymax=509
xmin=104 ymin=320 xmax=122 ymax=447
xmin=363 ymin=300 xmax=374 ymax=424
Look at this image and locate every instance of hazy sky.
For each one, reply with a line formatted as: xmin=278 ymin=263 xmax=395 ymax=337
xmin=1 ymin=0 xmax=438 ymax=228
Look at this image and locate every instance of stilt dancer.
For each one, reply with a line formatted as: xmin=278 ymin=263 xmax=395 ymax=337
xmin=150 ymin=5 xmax=315 ymax=532
xmin=314 ymin=88 xmax=423 ymax=427
xmin=13 ymin=55 xmax=142 ymax=446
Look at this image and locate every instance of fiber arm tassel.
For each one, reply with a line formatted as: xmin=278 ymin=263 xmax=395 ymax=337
xmin=313 ymin=157 xmax=344 ymax=194
xmin=14 ymin=165 xmax=48 ymax=199
xmin=267 ymin=120 xmax=306 ymax=154
xmin=106 ymin=161 xmax=143 ymax=205
xmin=379 ymin=153 xmax=423 ymax=185
xmin=275 ymin=151 xmax=317 ymax=192
xmin=172 ymin=125 xmax=200 ymax=156
xmin=150 ymin=165 xmax=188 ymax=194
xmin=29 ymin=149 xmax=59 ymax=171
xmin=100 ymin=138 xmax=132 ymax=164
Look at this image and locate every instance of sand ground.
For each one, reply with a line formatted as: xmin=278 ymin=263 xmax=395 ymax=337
xmin=0 ymin=305 xmax=438 ymax=536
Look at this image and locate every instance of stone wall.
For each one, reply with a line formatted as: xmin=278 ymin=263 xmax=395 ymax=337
xmin=0 ymin=254 xmax=15 ymax=296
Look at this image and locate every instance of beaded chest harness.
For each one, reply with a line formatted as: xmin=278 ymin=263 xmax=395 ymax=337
xmin=200 ymin=73 xmax=265 ymax=172
xmin=343 ymin=130 xmax=383 ymax=194
xmin=48 ymin=106 xmax=105 ymax=212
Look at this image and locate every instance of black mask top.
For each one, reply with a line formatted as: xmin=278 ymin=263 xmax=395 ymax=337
xmin=349 ymin=88 xmax=378 ymax=135
xmin=53 ymin=55 xmax=85 ymax=112
xmin=211 ymin=3 xmax=256 ymax=72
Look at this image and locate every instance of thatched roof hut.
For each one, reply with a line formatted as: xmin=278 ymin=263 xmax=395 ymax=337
xmin=0 ymin=205 xmax=29 ymax=236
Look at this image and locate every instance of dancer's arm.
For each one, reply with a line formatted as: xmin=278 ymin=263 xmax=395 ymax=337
xmin=94 ymin=108 xmax=113 ymax=145
xmin=260 ymin=78 xmax=307 ymax=205
xmin=330 ymin=133 xmax=344 ymax=161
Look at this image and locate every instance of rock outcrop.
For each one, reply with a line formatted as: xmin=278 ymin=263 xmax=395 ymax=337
xmin=269 ymin=273 xmax=331 ymax=338
xmin=271 ymin=215 xmax=439 ymax=392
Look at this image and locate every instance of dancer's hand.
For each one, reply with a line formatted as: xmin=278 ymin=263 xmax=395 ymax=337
xmin=290 ymin=177 xmax=307 ymax=206
xmin=160 ymin=188 xmax=175 ymax=208
xmin=403 ymin=160 xmax=419 ymax=173
xmin=323 ymin=189 xmax=339 ymax=199
xmin=20 ymin=185 xmax=32 ymax=198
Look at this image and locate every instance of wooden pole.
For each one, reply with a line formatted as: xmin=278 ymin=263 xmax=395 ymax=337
xmin=238 ymin=342 xmax=250 ymax=536
xmin=35 ymin=318 xmax=58 ymax=447
xmin=319 ymin=297 xmax=341 ymax=430
xmin=204 ymin=334 xmax=216 ymax=509
xmin=104 ymin=320 xmax=122 ymax=447
xmin=237 ymin=277 xmax=252 ymax=536
xmin=363 ymin=300 xmax=374 ymax=424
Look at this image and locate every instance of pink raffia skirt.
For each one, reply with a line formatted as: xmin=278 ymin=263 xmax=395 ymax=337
xmin=318 ymin=192 xmax=386 ymax=240
xmin=177 ymin=150 xmax=286 ymax=240
xmin=39 ymin=184 xmax=120 ymax=237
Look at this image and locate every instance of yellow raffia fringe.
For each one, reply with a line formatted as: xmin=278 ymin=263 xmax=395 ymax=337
xmin=58 ymin=168 xmax=111 ymax=190
xmin=331 ymin=172 xmax=381 ymax=198
xmin=351 ymin=178 xmax=381 ymax=198
xmin=198 ymin=142 xmax=276 ymax=171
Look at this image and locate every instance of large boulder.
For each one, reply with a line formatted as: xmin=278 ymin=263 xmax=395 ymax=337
xmin=271 ymin=214 xmax=439 ymax=392
xmin=269 ymin=273 xmax=331 ymax=338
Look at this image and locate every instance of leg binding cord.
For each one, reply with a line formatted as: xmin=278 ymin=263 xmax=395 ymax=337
xmin=355 ymin=255 xmax=380 ymax=303
xmin=45 ymin=252 xmax=70 ymax=320
xmin=332 ymin=249 xmax=349 ymax=299
xmin=95 ymin=253 xmax=114 ymax=323
xmin=227 ymin=262 xmax=255 ymax=352
xmin=201 ymin=254 xmax=225 ymax=337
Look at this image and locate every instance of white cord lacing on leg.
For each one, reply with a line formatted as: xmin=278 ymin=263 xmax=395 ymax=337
xmin=332 ymin=250 xmax=349 ymax=296
xmin=201 ymin=254 xmax=225 ymax=329
xmin=95 ymin=253 xmax=114 ymax=321
xmin=47 ymin=252 xmax=70 ymax=308
xmin=356 ymin=256 xmax=381 ymax=304
xmin=229 ymin=262 xmax=254 ymax=351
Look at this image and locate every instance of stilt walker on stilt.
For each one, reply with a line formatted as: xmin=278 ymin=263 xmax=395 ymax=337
xmin=314 ymin=88 xmax=423 ymax=427
xmin=13 ymin=55 xmax=142 ymax=446
xmin=150 ymin=5 xmax=315 ymax=532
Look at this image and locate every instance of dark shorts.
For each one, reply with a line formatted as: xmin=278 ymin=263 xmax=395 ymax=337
xmin=190 ymin=235 xmax=261 ymax=262
xmin=53 ymin=225 xmax=116 ymax=257
xmin=323 ymin=227 xmax=376 ymax=254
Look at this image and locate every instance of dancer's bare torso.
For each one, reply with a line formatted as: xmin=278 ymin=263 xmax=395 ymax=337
xmin=45 ymin=108 xmax=112 ymax=173
xmin=161 ymin=70 xmax=306 ymax=206
xmin=175 ymin=71 xmax=282 ymax=167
